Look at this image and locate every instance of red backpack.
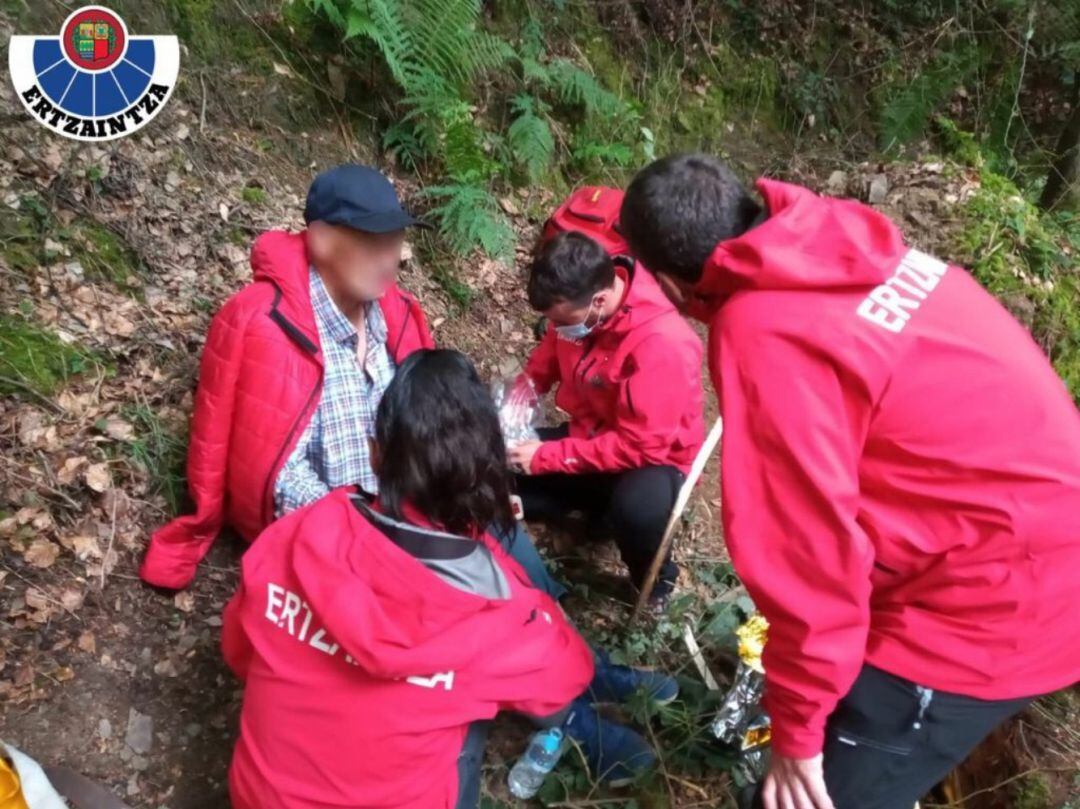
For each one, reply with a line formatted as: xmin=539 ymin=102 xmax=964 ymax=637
xmin=540 ymin=186 xmax=629 ymax=257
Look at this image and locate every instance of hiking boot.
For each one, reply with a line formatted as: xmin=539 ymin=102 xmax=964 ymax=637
xmin=564 ymin=698 xmax=656 ymax=787
xmin=588 ymin=649 xmax=679 ymax=706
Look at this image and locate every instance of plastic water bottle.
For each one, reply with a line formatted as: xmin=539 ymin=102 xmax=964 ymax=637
xmin=507 ymin=727 xmax=565 ymax=799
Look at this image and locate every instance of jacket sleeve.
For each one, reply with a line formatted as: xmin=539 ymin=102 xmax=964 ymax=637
xmin=523 ymin=331 xmax=560 ymax=395
xmin=530 ymin=334 xmax=699 ymax=474
xmin=221 ymin=580 xmax=254 ymax=681
xmin=139 ymin=295 xmax=251 ymax=590
xmin=718 ymin=326 xmax=875 ymax=759
xmin=462 ymin=596 xmax=594 ymax=718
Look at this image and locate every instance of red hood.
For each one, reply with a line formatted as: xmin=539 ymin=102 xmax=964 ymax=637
xmin=601 ymin=259 xmax=676 ymax=337
xmin=690 ymin=179 xmax=909 ymax=320
xmin=250 ymin=229 xmax=320 ymax=347
xmin=282 ymin=493 xmax=530 ymax=679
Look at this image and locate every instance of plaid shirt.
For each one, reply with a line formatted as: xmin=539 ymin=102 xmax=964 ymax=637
xmin=273 ymin=269 xmax=396 ymax=515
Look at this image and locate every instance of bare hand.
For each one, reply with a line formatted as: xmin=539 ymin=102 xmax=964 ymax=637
xmin=507 ymin=440 xmax=542 ymax=474
xmin=762 ymin=753 xmax=835 ymax=809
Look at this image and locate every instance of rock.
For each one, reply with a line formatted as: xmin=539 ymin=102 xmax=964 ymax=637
xmin=125 ymin=708 xmax=153 ymax=754
xmin=826 ymin=170 xmax=847 ymax=195
xmin=98 ymin=718 xmax=112 ymax=740
xmin=868 ymin=174 xmax=889 ymax=205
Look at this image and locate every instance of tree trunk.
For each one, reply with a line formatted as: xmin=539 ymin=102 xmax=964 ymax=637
xmin=1040 ymin=85 xmax=1080 ymax=212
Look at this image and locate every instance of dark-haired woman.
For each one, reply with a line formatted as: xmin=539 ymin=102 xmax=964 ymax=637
xmin=222 ymin=350 xmax=669 ymax=809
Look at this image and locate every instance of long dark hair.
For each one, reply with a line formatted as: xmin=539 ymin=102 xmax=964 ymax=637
xmin=375 ymin=349 xmax=513 ymax=536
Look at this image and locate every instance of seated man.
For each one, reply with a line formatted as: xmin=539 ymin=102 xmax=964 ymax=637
xmin=140 ymin=164 xmax=555 ymax=596
xmin=508 ymin=229 xmax=706 ymax=608
xmin=223 ymin=350 xmax=667 ymax=809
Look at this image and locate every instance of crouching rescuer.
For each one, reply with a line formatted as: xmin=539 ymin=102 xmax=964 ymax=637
xmin=507 ymin=187 xmax=706 ymax=609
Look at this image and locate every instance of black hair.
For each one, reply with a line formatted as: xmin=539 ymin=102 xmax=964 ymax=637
xmin=375 ymin=349 xmax=513 ymax=537
xmin=620 ymin=154 xmax=763 ymax=283
xmin=527 ymin=231 xmax=616 ymax=311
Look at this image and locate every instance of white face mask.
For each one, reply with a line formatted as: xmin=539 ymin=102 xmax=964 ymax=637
xmin=555 ymin=298 xmax=602 ymax=341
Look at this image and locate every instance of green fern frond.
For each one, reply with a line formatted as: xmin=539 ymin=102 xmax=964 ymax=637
xmin=406 ymin=0 xmax=510 ymax=87
xmin=312 ymin=0 xmax=632 ymax=261
xmin=879 ymin=45 xmax=980 ymax=152
xmin=572 ymin=139 xmax=633 ymax=167
xmin=546 ymin=58 xmax=623 ymax=115
xmin=382 ymin=121 xmax=428 ymax=172
xmin=421 ymin=183 xmax=515 ymax=261
xmin=306 ymin=0 xmax=347 ymax=28
xmin=508 ymin=94 xmax=554 ymax=180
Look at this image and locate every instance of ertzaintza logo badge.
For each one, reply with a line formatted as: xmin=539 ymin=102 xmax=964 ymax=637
xmin=8 ymin=6 xmax=180 ymax=141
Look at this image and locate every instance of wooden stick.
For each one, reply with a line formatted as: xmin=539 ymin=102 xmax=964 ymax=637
xmin=632 ymin=416 xmax=724 ymax=620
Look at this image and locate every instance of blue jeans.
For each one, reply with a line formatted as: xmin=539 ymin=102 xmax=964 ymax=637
xmin=455 ymin=721 xmax=490 ymax=809
xmin=489 ymin=520 xmax=567 ymax=601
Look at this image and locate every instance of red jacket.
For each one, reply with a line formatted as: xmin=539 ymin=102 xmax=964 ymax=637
xmin=524 ymin=258 xmax=705 ymax=475
xmin=695 ymin=179 xmax=1080 ymax=758
xmin=140 ymin=231 xmax=434 ymax=590
xmin=222 ymin=489 xmax=593 ymax=809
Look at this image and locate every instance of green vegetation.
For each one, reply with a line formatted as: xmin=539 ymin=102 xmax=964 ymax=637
xmin=122 ymin=404 xmax=189 ymax=516
xmin=305 ymin=0 xmax=647 ymax=261
xmin=517 ymin=558 xmax=752 ymax=804
xmin=163 ymin=0 xmax=273 ymax=70
xmin=949 ymin=155 xmax=1080 ymax=400
xmin=0 ymin=314 xmax=98 ymax=398
xmin=70 ymin=220 xmax=144 ymax=291
xmin=1 ymin=195 xmax=144 ymax=292
xmin=1010 ymin=770 xmax=1053 ymax=809
xmin=241 ymin=185 xmax=269 ymax=206
xmin=0 ymin=204 xmax=40 ymax=276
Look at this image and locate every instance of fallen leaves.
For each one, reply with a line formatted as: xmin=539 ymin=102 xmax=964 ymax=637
xmin=17 ymin=410 xmax=58 ymax=449
xmin=56 ymin=456 xmax=88 ymax=485
xmin=173 ymin=592 xmax=196 ymax=613
xmin=59 ymin=587 xmax=85 ymax=612
xmin=84 ymin=463 xmax=113 ymax=493
xmin=100 ymin=417 xmax=135 ymax=441
xmin=23 ymin=538 xmax=61 ymax=569
xmin=24 ymin=587 xmax=52 ymax=611
xmin=68 ymin=534 xmax=103 ymax=561
xmin=77 ymin=631 xmax=97 ymax=655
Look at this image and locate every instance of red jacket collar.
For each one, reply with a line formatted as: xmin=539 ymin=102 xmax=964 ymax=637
xmin=250 ymin=229 xmax=428 ymax=361
xmin=688 ymin=178 xmax=907 ymax=322
xmin=251 ymin=230 xmax=321 ymax=352
xmin=594 ymin=257 xmax=675 ymax=338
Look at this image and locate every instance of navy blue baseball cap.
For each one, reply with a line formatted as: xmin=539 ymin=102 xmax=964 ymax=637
xmin=304 ymin=164 xmax=430 ymax=233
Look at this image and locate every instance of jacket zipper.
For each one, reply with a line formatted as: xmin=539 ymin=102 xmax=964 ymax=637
xmin=261 ymin=288 xmax=323 ymax=524
xmin=576 ymin=356 xmax=598 ymax=385
xmin=392 ymin=296 xmax=414 ymax=361
xmin=624 ymin=380 xmax=636 ymax=416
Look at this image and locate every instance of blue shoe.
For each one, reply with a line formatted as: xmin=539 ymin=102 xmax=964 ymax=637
xmin=588 ymin=649 xmax=680 ymax=706
xmin=565 ymin=698 xmax=656 ymax=787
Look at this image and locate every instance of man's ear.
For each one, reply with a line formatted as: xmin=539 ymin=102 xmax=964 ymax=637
xmin=369 ymin=437 xmax=380 ymax=475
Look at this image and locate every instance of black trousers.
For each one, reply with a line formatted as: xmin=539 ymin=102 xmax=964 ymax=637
xmin=515 ymin=426 xmax=683 ymax=596
xmin=751 ymin=664 xmax=1035 ymax=809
